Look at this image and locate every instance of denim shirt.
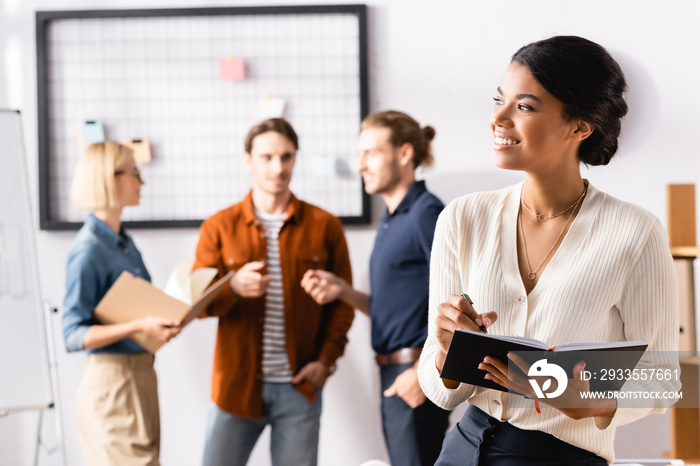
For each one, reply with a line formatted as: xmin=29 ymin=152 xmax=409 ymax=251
xmin=62 ymin=214 xmax=151 ymax=354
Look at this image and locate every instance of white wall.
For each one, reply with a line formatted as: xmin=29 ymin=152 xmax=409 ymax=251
xmin=1 ymin=0 xmax=699 ymax=464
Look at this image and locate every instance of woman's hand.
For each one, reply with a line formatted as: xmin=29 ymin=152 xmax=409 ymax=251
xmin=435 ymin=294 xmax=498 ymax=384
xmin=479 ymin=353 xmax=617 ymax=420
xmin=137 ymin=316 xmax=182 ymax=343
xmin=83 ymin=317 xmax=182 ymax=350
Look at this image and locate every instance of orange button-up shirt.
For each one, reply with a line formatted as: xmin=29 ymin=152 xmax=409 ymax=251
xmin=193 ymin=191 xmax=354 ymax=418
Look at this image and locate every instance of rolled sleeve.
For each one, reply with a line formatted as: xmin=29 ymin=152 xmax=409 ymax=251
xmin=64 ymin=325 xmax=90 ymax=353
xmin=62 ymin=247 xmax=101 ymax=353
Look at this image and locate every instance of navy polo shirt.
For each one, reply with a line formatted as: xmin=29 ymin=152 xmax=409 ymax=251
xmin=369 ymin=180 xmax=444 ymax=354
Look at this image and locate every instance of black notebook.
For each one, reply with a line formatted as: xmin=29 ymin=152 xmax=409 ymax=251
xmin=440 ymin=329 xmax=648 ymax=393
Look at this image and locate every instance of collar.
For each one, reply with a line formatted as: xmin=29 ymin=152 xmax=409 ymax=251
xmin=390 ymin=180 xmax=427 ymax=215
xmin=241 ymin=190 xmax=301 ymax=227
xmin=86 ymin=213 xmax=127 ymax=248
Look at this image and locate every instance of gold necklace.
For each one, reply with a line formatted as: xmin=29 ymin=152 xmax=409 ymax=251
xmin=518 ymin=191 xmax=585 ymax=286
xmin=521 ymin=188 xmax=587 ymax=222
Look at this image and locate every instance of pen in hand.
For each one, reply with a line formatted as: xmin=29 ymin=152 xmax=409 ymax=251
xmin=461 ymin=293 xmax=488 ymax=334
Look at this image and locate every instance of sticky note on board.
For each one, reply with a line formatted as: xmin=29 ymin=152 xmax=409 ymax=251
xmin=77 ymin=121 xmax=105 ymax=145
xmin=258 ymin=96 xmax=286 ymax=119
xmin=311 ymin=154 xmax=337 ymax=176
xmin=219 ymin=57 xmax=246 ymax=81
xmin=123 ymin=138 xmax=152 ymax=164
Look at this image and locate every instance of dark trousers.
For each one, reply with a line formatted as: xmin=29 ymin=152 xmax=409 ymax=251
xmin=380 ymin=362 xmax=450 ymax=466
xmin=435 ymin=405 xmax=608 ymax=466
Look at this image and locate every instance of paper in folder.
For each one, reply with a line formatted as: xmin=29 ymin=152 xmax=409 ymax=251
xmin=95 ymin=261 xmax=233 ymax=353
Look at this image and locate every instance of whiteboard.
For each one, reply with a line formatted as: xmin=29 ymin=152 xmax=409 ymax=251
xmin=36 ymin=5 xmax=370 ymax=230
xmin=0 ymin=110 xmax=53 ymax=412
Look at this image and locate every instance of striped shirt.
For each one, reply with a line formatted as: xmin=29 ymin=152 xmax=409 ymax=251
xmin=255 ymin=209 xmax=292 ymax=382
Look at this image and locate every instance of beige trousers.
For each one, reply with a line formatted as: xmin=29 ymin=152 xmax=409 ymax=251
xmin=76 ymin=353 xmax=160 ymax=466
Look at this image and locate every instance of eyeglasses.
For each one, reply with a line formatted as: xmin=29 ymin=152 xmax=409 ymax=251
xmin=115 ymin=169 xmax=143 ymax=183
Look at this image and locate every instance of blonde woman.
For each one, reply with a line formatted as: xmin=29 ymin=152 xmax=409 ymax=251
xmin=62 ymin=141 xmax=181 ymax=465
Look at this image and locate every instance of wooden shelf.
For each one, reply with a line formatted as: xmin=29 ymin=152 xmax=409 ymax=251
xmin=665 ymin=185 xmax=698 ymax=461
xmin=663 ymin=450 xmax=700 ymax=461
xmin=662 ymin=451 xmax=700 ymax=464
xmin=671 ymin=246 xmax=700 ymax=258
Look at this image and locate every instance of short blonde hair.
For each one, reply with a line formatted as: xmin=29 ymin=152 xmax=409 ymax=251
xmin=70 ymin=141 xmax=134 ymax=210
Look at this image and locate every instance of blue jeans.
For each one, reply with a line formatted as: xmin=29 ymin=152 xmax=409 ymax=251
xmin=202 ymin=382 xmax=322 ymax=466
xmin=381 ymin=363 xmax=450 ymax=466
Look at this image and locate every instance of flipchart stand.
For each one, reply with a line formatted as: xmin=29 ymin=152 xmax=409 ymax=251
xmin=34 ymin=302 xmax=67 ymax=466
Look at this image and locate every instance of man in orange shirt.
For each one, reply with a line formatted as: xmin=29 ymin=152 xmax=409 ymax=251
xmin=193 ymin=118 xmax=354 ymax=466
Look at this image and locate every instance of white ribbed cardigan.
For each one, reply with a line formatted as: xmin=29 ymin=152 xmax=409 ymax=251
xmin=417 ymin=182 xmax=680 ymax=464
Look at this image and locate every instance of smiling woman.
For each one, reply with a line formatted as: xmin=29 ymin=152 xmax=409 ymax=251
xmin=417 ymin=36 xmax=680 ymax=466
xmin=490 ymin=62 xmax=587 ymax=175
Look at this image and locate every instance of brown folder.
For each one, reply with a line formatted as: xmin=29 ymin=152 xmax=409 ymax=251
xmin=94 ymin=270 xmax=233 ymax=353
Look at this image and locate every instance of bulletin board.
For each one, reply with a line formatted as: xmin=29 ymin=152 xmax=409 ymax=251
xmin=36 ymin=5 xmax=369 ymax=230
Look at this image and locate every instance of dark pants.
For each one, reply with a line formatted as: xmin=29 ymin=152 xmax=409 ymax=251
xmin=380 ymin=362 xmax=450 ymax=466
xmin=435 ymin=405 xmax=608 ymax=466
